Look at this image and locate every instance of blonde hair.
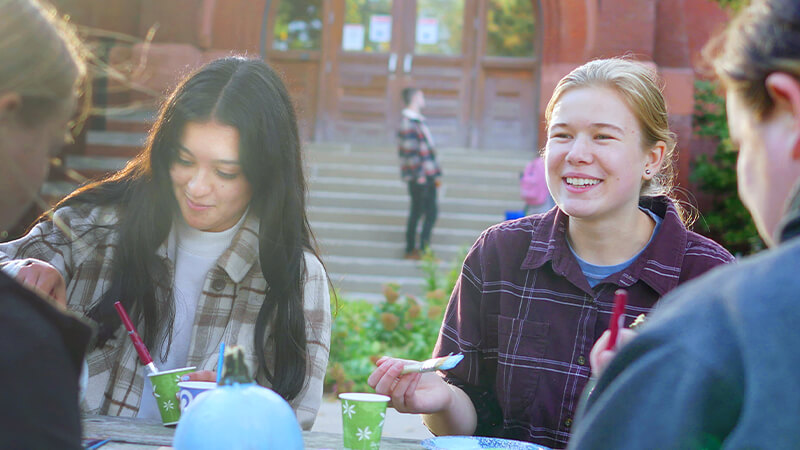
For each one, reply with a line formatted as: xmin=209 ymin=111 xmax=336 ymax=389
xmin=544 ymin=58 xmax=677 ymax=199
xmin=0 ymin=0 xmax=88 ymax=124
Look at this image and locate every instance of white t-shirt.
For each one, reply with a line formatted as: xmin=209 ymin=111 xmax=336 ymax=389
xmin=138 ymin=212 xmax=246 ymax=419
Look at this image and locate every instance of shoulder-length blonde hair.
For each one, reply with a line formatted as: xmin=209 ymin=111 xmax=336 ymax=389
xmin=544 ymin=58 xmax=678 ymax=200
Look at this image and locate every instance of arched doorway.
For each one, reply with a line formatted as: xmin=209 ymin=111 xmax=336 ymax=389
xmin=264 ymin=0 xmax=541 ymax=150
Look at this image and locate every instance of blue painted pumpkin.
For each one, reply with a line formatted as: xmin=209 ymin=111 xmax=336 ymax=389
xmin=173 ymin=347 xmax=303 ymax=450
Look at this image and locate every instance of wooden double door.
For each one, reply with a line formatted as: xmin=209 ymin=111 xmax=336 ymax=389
xmin=316 ymin=0 xmax=541 ymax=150
xmin=60 ymin=0 xmax=540 ymax=150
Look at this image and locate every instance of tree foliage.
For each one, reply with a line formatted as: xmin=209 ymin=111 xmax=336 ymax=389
xmin=691 ymin=80 xmax=763 ymax=255
xmin=711 ymin=0 xmax=749 ymax=11
xmin=486 ymin=0 xmax=535 ymax=57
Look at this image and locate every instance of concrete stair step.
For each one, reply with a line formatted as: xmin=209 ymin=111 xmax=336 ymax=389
xmin=308 ymin=206 xmax=501 ymax=230
xmin=309 ymin=177 xmax=519 ymax=200
xmin=318 ymin=238 xmax=467 ymax=261
xmin=308 ymin=191 xmax=521 ymax=215
xmin=311 ymin=221 xmax=482 ymax=247
xmin=309 ymin=151 xmax=532 ymax=172
xmin=305 ymin=141 xmax=532 ymax=156
xmin=101 ymin=107 xmax=156 ymax=133
xmin=84 ymin=130 xmax=147 ymax=157
xmin=311 ymin=163 xmax=522 ymax=186
xmin=66 ymin=155 xmax=129 ymax=171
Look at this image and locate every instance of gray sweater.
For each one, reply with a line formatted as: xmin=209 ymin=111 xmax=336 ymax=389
xmin=569 ymin=189 xmax=800 ymax=449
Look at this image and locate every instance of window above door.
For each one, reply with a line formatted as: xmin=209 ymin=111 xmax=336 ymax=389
xmin=486 ymin=0 xmax=536 ymax=58
xmin=272 ymin=0 xmax=323 ymax=51
xmin=414 ymin=0 xmax=464 ymax=56
xmin=342 ymin=0 xmax=393 ymax=53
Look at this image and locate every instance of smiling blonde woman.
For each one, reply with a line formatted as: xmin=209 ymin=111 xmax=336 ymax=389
xmin=368 ymin=58 xmax=734 ymax=449
xmin=570 ymin=1 xmax=800 ymax=448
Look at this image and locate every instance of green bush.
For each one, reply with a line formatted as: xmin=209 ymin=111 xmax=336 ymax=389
xmin=712 ymin=0 xmax=748 ymax=11
xmin=691 ymin=80 xmax=763 ymax=255
xmin=325 ymin=248 xmax=466 ymax=394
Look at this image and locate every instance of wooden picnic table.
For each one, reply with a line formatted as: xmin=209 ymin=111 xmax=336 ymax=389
xmin=82 ymin=415 xmax=424 ymax=449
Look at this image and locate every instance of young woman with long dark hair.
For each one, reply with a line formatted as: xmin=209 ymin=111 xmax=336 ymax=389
xmin=0 ymin=56 xmax=331 ymax=429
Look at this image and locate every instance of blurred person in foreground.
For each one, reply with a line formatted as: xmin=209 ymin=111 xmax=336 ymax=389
xmin=0 ymin=0 xmax=92 ymax=448
xmin=0 ymin=56 xmax=331 ymax=430
xmin=569 ymin=1 xmax=800 ymax=448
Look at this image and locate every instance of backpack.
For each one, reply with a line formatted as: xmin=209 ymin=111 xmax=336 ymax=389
xmin=520 ymin=158 xmax=548 ymax=206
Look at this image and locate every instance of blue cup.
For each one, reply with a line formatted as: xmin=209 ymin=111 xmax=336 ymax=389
xmin=505 ymin=209 xmax=526 ymax=221
xmin=177 ymin=381 xmax=216 ymax=412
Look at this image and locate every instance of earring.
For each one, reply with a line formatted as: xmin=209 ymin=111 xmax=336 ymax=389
xmin=645 ymin=169 xmax=652 ymax=175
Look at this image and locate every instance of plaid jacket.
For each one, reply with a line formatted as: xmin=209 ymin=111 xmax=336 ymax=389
xmin=398 ymin=109 xmax=442 ymax=184
xmin=0 ymin=204 xmax=331 ymax=430
xmin=434 ymin=198 xmax=735 ymax=448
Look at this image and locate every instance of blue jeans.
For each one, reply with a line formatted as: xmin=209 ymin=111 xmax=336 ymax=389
xmin=406 ymin=181 xmax=438 ymax=253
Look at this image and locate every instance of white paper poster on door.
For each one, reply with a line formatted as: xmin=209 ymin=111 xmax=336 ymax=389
xmin=369 ymin=15 xmax=392 ymax=43
xmin=416 ymin=17 xmax=439 ymax=45
xmin=342 ymin=23 xmax=365 ymax=51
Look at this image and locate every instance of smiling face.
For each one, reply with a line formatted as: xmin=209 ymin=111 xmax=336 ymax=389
xmin=545 ymin=86 xmax=663 ymax=223
xmin=169 ymin=121 xmax=253 ymax=232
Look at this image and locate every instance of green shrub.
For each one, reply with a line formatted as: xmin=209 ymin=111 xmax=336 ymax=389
xmin=325 ymin=248 xmax=466 ymax=394
xmin=691 ymin=80 xmax=763 ymax=255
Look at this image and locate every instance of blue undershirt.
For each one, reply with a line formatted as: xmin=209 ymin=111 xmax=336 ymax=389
xmin=570 ymin=208 xmax=663 ymax=287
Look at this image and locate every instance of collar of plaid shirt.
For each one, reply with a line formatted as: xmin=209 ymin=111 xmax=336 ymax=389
xmin=522 ymin=196 xmax=694 ymax=297
xmin=86 ymin=210 xmax=264 ymax=417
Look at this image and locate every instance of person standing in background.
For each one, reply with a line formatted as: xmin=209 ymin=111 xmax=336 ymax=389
xmin=0 ymin=0 xmax=92 ymax=448
xmin=398 ymin=87 xmax=442 ymax=260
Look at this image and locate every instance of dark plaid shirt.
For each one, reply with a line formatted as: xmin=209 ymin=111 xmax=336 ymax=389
xmin=398 ymin=109 xmax=442 ymax=184
xmin=433 ymin=197 xmax=734 ymax=449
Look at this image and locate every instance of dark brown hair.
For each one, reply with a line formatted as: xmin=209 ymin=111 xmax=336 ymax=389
xmin=401 ymin=87 xmax=420 ymax=107
xmin=56 ymin=57 xmax=323 ymax=401
xmin=708 ymin=0 xmax=800 ymax=120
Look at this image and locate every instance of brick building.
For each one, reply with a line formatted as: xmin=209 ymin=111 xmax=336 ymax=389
xmin=54 ymin=0 xmax=729 ymax=188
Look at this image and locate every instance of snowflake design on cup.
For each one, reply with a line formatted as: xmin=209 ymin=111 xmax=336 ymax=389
xmin=342 ymin=400 xmax=356 ymax=419
xmin=162 ymin=399 xmax=175 ymax=411
xmin=379 ymin=411 xmax=386 ymax=428
xmin=356 ymin=426 xmax=372 ymax=441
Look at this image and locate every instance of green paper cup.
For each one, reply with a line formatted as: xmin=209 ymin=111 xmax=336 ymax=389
xmin=339 ymin=393 xmax=390 ymax=450
xmin=147 ymin=366 xmax=195 ymax=426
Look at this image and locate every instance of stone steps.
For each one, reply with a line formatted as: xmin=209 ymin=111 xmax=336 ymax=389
xmin=308 ymin=205 xmax=501 ymax=230
xmin=307 ymin=191 xmax=520 ymax=216
xmin=311 ymin=221 xmax=482 ymax=248
xmin=318 ymin=238 xmax=467 ymax=262
xmin=48 ymin=110 xmax=532 ymax=302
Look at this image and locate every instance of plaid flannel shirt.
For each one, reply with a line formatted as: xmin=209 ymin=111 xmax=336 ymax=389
xmin=398 ymin=109 xmax=442 ymax=184
xmin=0 ymin=204 xmax=331 ymax=430
xmin=434 ymin=197 xmax=735 ymax=448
